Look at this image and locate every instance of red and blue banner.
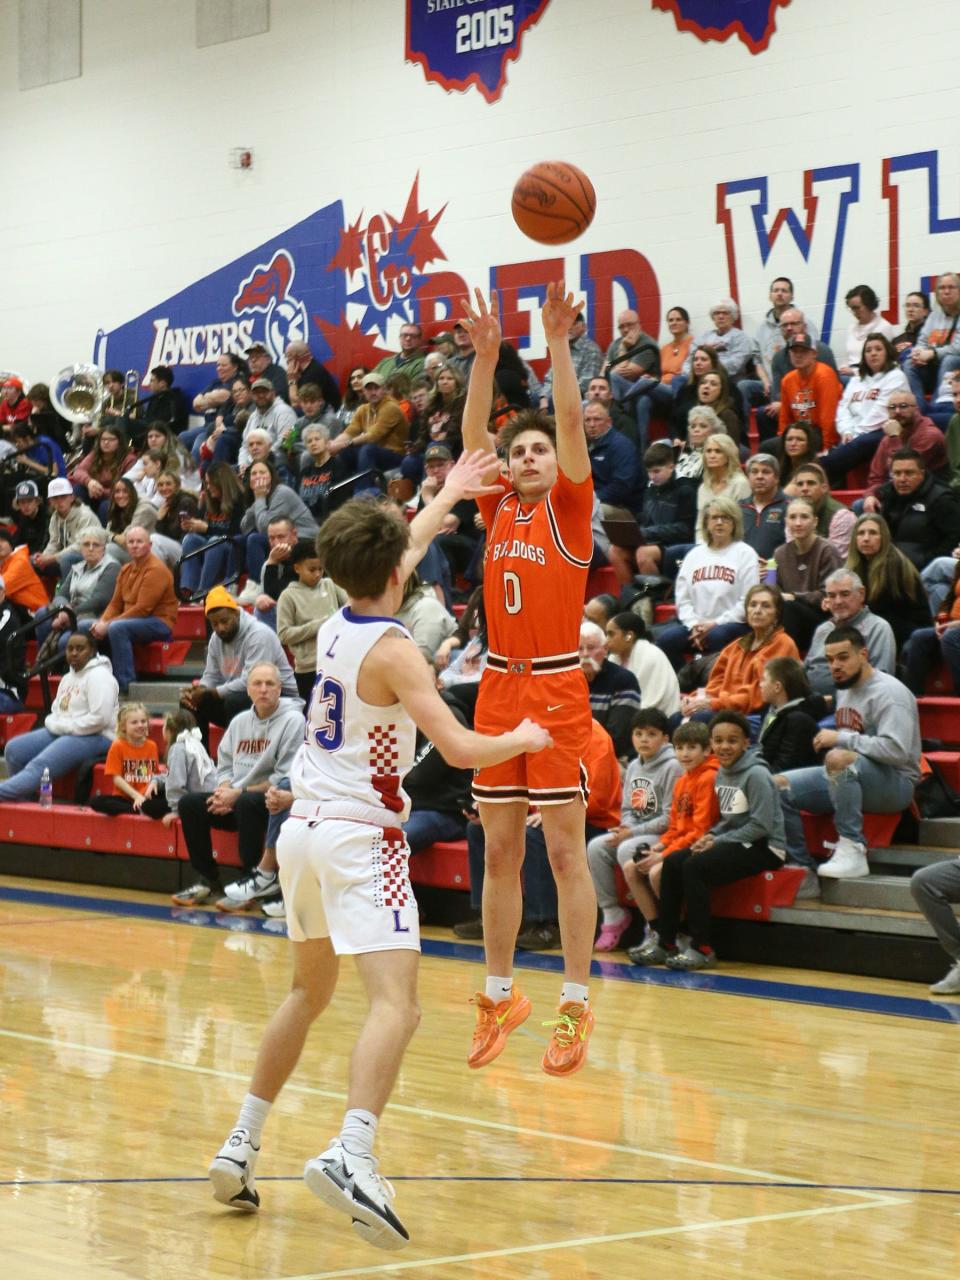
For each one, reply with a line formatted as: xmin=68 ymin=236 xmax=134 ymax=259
xmin=653 ymin=0 xmax=790 ymax=54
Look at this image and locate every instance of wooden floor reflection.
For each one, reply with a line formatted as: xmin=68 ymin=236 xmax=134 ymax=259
xmin=0 ymin=878 xmax=957 ymax=1279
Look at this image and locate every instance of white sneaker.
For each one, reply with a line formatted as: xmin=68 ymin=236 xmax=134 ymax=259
xmin=208 ymin=1128 xmax=260 ymax=1211
xmin=237 ymin=579 xmax=261 ymax=605
xmin=818 ymin=837 xmax=869 ymax=879
xmin=221 ymin=869 xmax=278 ymax=905
xmin=930 ymin=961 xmax=960 ymax=995
xmin=261 ymin=892 xmax=286 ymax=918
xmin=304 ymin=1138 xmax=409 ymax=1251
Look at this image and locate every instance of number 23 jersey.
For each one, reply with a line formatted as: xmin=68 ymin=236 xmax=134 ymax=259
xmin=289 ymin=607 xmax=418 ymax=826
xmin=478 ymin=470 xmax=594 ymax=660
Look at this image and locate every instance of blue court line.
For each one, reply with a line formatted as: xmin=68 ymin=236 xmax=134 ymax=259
xmin=1 ymin=882 xmax=958 ymax=1027
xmin=0 ymin=1175 xmax=952 ymax=1195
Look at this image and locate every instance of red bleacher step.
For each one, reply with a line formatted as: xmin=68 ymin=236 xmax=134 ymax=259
xmin=410 ymin=840 xmax=470 ymax=890
xmin=0 ymin=713 xmax=36 ymax=745
xmin=918 ymin=697 xmax=960 ymax=746
xmin=800 ymin=811 xmax=901 ymax=857
xmin=710 ymin=866 xmax=807 ymax=920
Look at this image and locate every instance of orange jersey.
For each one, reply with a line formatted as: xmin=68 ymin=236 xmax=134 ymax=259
xmin=477 ymin=469 xmax=593 ymax=662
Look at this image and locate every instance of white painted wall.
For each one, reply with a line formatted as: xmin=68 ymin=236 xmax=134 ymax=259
xmin=1 ymin=0 xmax=959 ymax=385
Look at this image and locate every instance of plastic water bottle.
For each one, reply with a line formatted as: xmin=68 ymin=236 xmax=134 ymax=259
xmin=38 ymin=768 xmax=53 ymax=808
xmin=764 ymin=557 xmax=777 ymax=586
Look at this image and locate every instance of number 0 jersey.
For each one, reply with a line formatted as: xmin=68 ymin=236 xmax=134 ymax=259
xmin=478 ymin=470 xmax=594 ymax=666
xmin=289 ymin=607 xmax=418 ymax=826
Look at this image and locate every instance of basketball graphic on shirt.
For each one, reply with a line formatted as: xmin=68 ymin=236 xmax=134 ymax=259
xmin=630 ymin=779 xmax=658 ymax=817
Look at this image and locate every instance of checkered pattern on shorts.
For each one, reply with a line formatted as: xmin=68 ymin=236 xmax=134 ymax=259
xmin=372 ymin=830 xmax=411 ymax=910
xmin=368 ymin=724 xmax=400 ymax=774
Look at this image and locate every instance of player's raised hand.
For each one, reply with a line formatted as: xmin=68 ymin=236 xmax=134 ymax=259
xmin=444 ymin=448 xmax=505 ymax=499
xmin=514 ymin=718 xmax=554 ymax=754
xmin=541 ymin=281 xmax=585 ymax=343
xmin=461 ymin=289 xmax=502 ymax=360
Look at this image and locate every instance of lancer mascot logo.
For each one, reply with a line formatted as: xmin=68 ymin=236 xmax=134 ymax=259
xmin=232 ymin=251 xmax=309 ymax=365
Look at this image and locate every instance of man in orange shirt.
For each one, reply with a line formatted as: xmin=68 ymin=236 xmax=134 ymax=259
xmin=0 ymin=528 xmax=48 ymax=613
xmin=89 ymin=525 xmax=178 ymax=694
xmin=778 ymin=334 xmax=842 ymax=450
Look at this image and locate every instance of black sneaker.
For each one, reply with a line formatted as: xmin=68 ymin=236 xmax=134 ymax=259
xmin=516 ymin=922 xmax=562 ymax=951
xmin=453 ymin=916 xmax=483 ymax=940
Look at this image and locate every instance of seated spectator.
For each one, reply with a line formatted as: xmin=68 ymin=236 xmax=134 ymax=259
xmin=0 ymin=527 xmax=49 ymax=613
xmin=0 ymin=376 xmax=31 ymax=432
xmin=777 ymin=625 xmax=920 ymax=881
xmin=766 ymin=309 xmax=838 ymax=435
xmin=904 ymin=555 xmax=960 ymax=695
xmin=399 ymin=365 xmax=466 ymax=487
xmin=0 ymin=575 xmax=28 ymax=711
xmin=677 ymin=583 xmax=798 ymax=724
xmin=846 ymin=512 xmax=931 ymax=651
xmin=181 ymin=586 xmax=299 ymax=740
xmin=658 ymin=306 xmax=693 ymax=394
xmin=587 ymin=708 xmax=681 ymax=951
xmin=172 ymin=662 xmax=304 ymax=907
xmin=625 ymin=720 xmax=720 ymax=964
xmin=284 ymin=339 xmax=341 ymax=412
xmin=327 ymin=371 xmax=409 ymax=477
xmin=805 ymin=568 xmax=896 ymax=694
xmin=863 ymin=391 xmax=949 ymax=502
xmin=770 ymin=421 xmax=820 ymax=487
xmin=88 ymin=525 xmax=178 ymax=694
xmin=178 ymin=463 xmax=245 ymax=599
xmin=402 ymin=689 xmax=473 ymax=856
xmin=539 ymin=310 xmax=603 ymax=406
xmin=579 ymin=620 xmax=641 ymax=759
xmin=871 ymin=448 xmax=960 ymax=571
xmin=185 ymin=353 xmax=244 ymax=452
xmin=277 ymin=382 xmax=336 ymax=477
xmin=151 ymin=709 xmax=216 ymax=827
xmin=150 ymin=470 xmax=198 ymax=570
xmin=607 ymin=441 xmax=696 ymax=585
xmin=694 ymin=434 xmax=750 ymax=540
xmin=634 ymin=711 xmax=787 ymax=970
xmin=921 ymin=545 xmax=960 ymax=616
xmin=240 ymin=460 xmax=317 ymax=586
xmin=196 ymin=377 xmax=252 ymax=465
xmin=89 ymin=701 xmax=163 ymax=817
xmin=276 ymin=539 xmax=347 ymax=701
xmin=680 ymin=299 xmax=754 ymax=383
xmin=7 ymin=480 xmax=48 ymax=555
xmin=789 ymin=462 xmax=856 ymax=558
xmin=839 ymin=285 xmax=897 ymax=377
xmin=0 ymin=632 xmax=117 ymax=800
xmin=891 ymin=290 xmax=931 ymax=363
xmin=246 ymin=341 xmax=289 ymax=400
xmin=757 ymin=657 xmax=824 ymax=775
xmin=411 ymin=444 xmax=481 ymax=581
xmin=672 ymin=405 xmax=722 ymax=484
xmin=603 ymin=611 xmax=681 ymax=717
xmin=693 ymin=365 xmax=743 ymax=442
xmin=778 ymin=334 xmax=842 ymax=449
xmin=740 ymin=454 xmax=787 ymax=558
xmin=905 ymin=272 xmax=960 ymax=405
xmin=10 ymin=419 xmax=66 ymax=485
xmin=35 ymin=527 xmax=120 ymax=649
xmin=823 ymin=335 xmax=909 ymax=485
xmin=24 ymin=382 xmax=70 ymax=449
xmin=657 ymin=496 xmax=759 ymax=669
xmin=247 ymin=515 xmax=299 ymax=628
xmin=397 ymin=571 xmax=457 ymax=662
xmin=70 ymin=426 xmax=136 ymax=509
xmin=374 ymin=323 xmax=427 ymax=385
xmin=583 ymin=375 xmax=634 ymax=436
xmin=741 ymin=277 xmax=813 ymax=423
xmin=775 ymin=497 xmax=842 ymax=649
xmin=602 ymin=310 xmax=660 ymax=403
xmin=236 ymin=378 xmax=297 ymax=471
xmin=670 ymin=346 xmax=722 ymax=438
xmin=333 ymin=366 xmax=368 ymax=430
xmin=102 ymin=477 xmax=158 ymax=565
xmin=126 ymin=423 xmax=199 ymax=494
xmin=435 ymin=585 xmax=486 ymax=673
xmin=585 ymin=401 xmax=640 ymax=516
xmin=126 ymin=365 xmax=188 ymax=437
xmin=297 ymin=423 xmax=348 ymax=524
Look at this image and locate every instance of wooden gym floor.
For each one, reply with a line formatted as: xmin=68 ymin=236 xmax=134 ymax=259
xmin=0 ymin=875 xmax=957 ymax=1279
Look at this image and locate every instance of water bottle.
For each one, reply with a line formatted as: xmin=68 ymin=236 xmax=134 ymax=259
xmin=764 ymin=557 xmax=778 ymax=586
xmin=38 ymin=768 xmax=53 ymax=808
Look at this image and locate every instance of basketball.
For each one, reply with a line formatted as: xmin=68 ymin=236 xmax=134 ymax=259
xmin=511 ymin=161 xmax=596 ymax=245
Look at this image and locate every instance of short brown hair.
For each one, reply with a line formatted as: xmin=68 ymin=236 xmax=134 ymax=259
xmin=498 ymin=409 xmax=557 ymax=457
xmin=315 ymin=498 xmax=411 ymax=599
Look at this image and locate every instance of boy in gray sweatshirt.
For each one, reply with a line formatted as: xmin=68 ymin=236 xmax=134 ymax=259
xmin=634 ymin=711 xmax=786 ymax=970
xmin=587 ymin=707 xmax=680 ymax=952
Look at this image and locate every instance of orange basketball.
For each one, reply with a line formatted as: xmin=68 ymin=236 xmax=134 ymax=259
xmin=511 ymin=161 xmax=596 ymax=245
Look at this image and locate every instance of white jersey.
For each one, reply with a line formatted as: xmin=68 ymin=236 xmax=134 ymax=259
xmin=289 ymin=607 xmax=418 ymax=827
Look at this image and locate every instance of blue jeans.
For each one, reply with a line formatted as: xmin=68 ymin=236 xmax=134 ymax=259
xmin=265 ymin=779 xmax=292 ymax=849
xmin=466 ymin=818 xmax=558 ymax=920
xmin=403 ymin=809 xmax=467 ymax=855
xmin=656 ymin=620 xmax=750 ymax=670
xmin=245 ymin=532 xmax=270 ymax=583
xmin=0 ymin=689 xmax=25 ymax=713
xmin=822 ymin=428 xmax=884 ymax=486
xmin=903 ymin=625 xmax=960 ymax=695
xmin=254 ymin=605 xmax=277 ymax=632
xmin=179 ymin=533 xmax=240 ymax=595
xmin=358 ymin=443 xmax=405 ymax=474
xmin=778 ymin=755 xmax=916 ymax=871
xmin=180 ymin=425 xmax=207 ymax=454
xmin=105 ymin=617 xmax=172 ymax=689
xmin=0 ymin=727 xmax=112 ymax=800
xmin=922 ymin=556 xmax=957 ymax=615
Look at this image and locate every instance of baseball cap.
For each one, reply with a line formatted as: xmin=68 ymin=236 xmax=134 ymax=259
xmin=362 ymin=372 xmax=385 ymax=387
xmin=250 ymin=377 xmax=274 ymax=391
xmin=2 ymin=376 xmax=23 ymax=391
xmin=431 ymin=331 xmax=455 ymax=345
xmin=204 ymin=585 xmax=240 ymax=614
xmin=424 ymin=444 xmax=453 ymax=463
xmin=787 ymin=333 xmax=815 ymax=351
xmin=245 ymin=341 xmax=269 ymax=354
xmin=47 ymin=478 xmax=74 ymax=498
xmin=14 ymin=480 xmax=39 ymax=501
xmin=452 ymin=321 xmax=466 ymax=331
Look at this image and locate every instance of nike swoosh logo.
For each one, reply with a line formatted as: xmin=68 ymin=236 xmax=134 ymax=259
xmin=547 ymin=704 xmax=565 ymax=712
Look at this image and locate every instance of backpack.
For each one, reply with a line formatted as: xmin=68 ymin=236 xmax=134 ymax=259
xmin=915 ymin=756 xmax=960 ymax=819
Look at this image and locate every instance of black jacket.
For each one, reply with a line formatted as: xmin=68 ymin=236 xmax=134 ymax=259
xmin=638 ymin=474 xmax=696 ymax=546
xmin=757 ymin=695 xmax=826 ymax=773
xmin=878 ymin=473 xmax=960 ymax=569
xmin=0 ymin=602 xmax=28 ymax=702
xmin=405 ymin=702 xmax=473 ymax=816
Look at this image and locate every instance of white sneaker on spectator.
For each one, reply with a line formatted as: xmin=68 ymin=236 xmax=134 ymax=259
xmin=261 ymin=892 xmax=286 ymax=918
xmin=237 ymin=579 xmax=261 ymax=606
xmin=930 ymin=961 xmax=960 ymax=996
xmin=818 ymin=838 xmax=869 ymax=880
xmin=221 ymin=869 xmax=278 ymax=907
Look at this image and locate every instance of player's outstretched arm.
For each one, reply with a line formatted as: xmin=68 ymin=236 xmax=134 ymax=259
xmin=375 ymin=637 xmax=552 ymax=769
xmin=542 ymin=282 xmax=590 ymax=483
xmin=459 ymin=289 xmax=502 ymax=470
xmin=399 ymin=449 xmax=504 ymax=583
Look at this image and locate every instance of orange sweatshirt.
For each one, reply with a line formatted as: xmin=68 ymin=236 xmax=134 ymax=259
xmin=2 ymin=543 xmax=48 ymax=612
xmin=585 ymin=719 xmax=622 ymax=829
xmin=101 ymin=553 xmax=178 ymax=630
xmin=779 ymin=364 xmax=842 ymax=449
xmin=705 ymin=628 xmax=799 ymax=714
xmin=661 ymin=757 xmax=721 ymax=856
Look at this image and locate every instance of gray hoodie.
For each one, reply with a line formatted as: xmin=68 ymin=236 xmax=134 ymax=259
xmin=216 ymin=698 xmax=305 ymax=790
xmin=199 ymin=609 xmax=300 ymax=700
xmin=712 ymin=747 xmax=785 ymax=856
xmin=54 ymin=556 xmax=120 ymax=619
xmin=835 ymin=669 xmax=922 ymax=785
xmin=805 ymin=607 xmax=895 ymax=694
xmin=621 ymin=743 xmax=680 ymax=837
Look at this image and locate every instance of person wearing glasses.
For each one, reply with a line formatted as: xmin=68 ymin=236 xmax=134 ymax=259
xmin=862 ymin=391 xmax=949 ymax=506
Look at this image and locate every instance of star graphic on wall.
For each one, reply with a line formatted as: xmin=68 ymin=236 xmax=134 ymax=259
xmin=328 ymin=213 xmax=365 ymax=275
xmin=311 ymin=313 xmax=392 ymax=388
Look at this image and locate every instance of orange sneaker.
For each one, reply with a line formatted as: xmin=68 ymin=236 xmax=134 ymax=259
xmin=541 ymin=1001 xmax=595 ymax=1077
xmin=467 ymin=987 xmax=531 ymax=1069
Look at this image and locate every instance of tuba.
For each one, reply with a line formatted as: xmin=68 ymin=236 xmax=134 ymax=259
xmin=51 ymin=363 xmax=104 ymax=466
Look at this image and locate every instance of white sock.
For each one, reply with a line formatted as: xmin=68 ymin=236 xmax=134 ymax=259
xmin=601 ymin=907 xmax=629 ymax=926
xmin=485 ymin=975 xmax=513 ymax=1001
xmin=560 ymin=982 xmax=589 ymax=1007
xmin=340 ymin=1108 xmax=378 ymax=1159
xmin=236 ymin=1093 xmax=271 ymax=1144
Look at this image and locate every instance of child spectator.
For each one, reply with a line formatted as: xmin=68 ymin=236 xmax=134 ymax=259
xmin=276 ymin=540 xmax=347 ymax=702
xmin=587 ymin=708 xmax=680 ymax=951
xmin=90 ymin=702 xmax=161 ymax=816
xmin=756 ymin=657 xmax=824 ymax=774
xmin=156 ymin=709 xmax=216 ymax=827
xmin=627 ymin=720 xmax=720 ymax=963
xmin=633 ymin=711 xmax=787 ymax=970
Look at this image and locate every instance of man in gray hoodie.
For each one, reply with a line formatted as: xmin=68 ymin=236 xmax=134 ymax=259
xmin=633 ymin=711 xmax=786 ymax=971
xmin=173 ymin=663 xmax=305 ymax=906
xmin=777 ymin=625 xmax=921 ymax=881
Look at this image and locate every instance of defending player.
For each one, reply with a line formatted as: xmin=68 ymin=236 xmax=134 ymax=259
xmin=460 ymin=284 xmax=598 ymax=1076
xmin=208 ymin=450 xmax=551 ymax=1251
